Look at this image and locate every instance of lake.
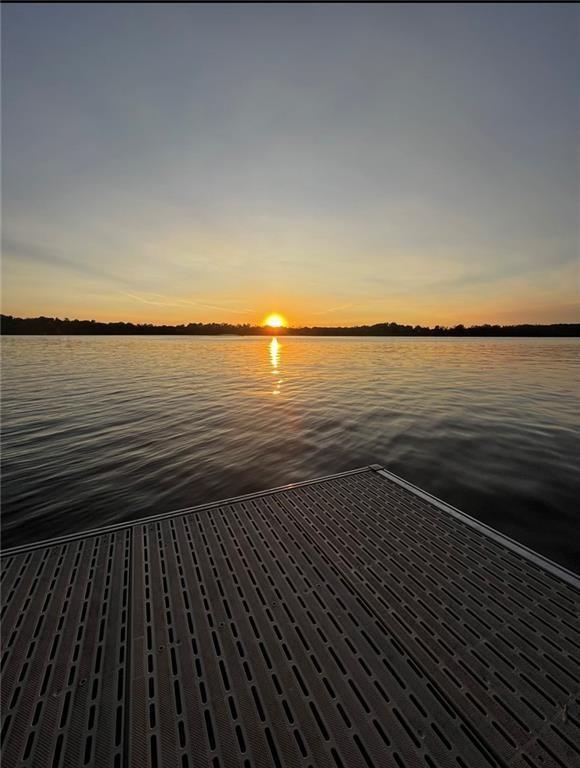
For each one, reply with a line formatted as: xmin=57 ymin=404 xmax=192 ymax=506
xmin=1 ymin=336 xmax=579 ymax=571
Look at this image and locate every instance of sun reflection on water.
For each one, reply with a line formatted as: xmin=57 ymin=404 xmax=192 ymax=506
xmin=269 ymin=337 xmax=283 ymax=395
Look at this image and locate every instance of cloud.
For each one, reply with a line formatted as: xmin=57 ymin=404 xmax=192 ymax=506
xmin=121 ymin=291 xmax=253 ymax=315
xmin=312 ymin=303 xmax=354 ymax=315
xmin=2 ymin=235 xmax=123 ymax=284
xmin=2 ymin=238 xmax=257 ymax=317
xmin=120 ymin=292 xmax=180 ymax=308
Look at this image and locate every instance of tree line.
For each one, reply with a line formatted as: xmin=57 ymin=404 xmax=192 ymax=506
xmin=1 ymin=315 xmax=578 ymax=336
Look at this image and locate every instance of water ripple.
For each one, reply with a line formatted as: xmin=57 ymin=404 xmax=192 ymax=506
xmin=1 ymin=335 xmax=579 ymax=571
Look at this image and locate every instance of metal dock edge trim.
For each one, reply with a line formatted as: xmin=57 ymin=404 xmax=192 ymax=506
xmin=373 ymin=465 xmax=580 ymax=591
xmin=0 ymin=466 xmax=372 ymax=557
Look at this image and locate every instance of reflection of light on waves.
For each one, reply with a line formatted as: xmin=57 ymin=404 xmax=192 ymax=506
xmin=269 ymin=337 xmax=282 ymax=395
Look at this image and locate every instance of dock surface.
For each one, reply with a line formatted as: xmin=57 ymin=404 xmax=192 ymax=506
xmin=2 ymin=466 xmax=579 ymax=768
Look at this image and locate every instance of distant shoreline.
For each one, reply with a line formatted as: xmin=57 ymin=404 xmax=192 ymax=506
xmin=2 ymin=315 xmax=579 ymax=337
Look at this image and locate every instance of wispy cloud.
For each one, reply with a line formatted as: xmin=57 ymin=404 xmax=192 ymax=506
xmin=120 ymin=291 xmax=253 ymax=315
xmin=196 ymin=302 xmax=254 ymax=315
xmin=2 ymin=236 xmax=122 ymax=283
xmin=120 ymin=292 xmax=179 ymax=308
xmin=312 ymin=303 xmax=354 ymax=315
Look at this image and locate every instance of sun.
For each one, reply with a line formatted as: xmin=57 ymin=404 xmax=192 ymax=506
xmin=263 ymin=313 xmax=287 ymax=328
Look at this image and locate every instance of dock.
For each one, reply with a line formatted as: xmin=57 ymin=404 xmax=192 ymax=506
xmin=2 ymin=465 xmax=579 ymax=768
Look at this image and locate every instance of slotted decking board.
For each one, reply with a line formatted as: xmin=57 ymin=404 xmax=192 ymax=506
xmin=1 ymin=466 xmax=579 ymax=768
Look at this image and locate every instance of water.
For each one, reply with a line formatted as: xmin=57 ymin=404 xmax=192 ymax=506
xmin=2 ymin=336 xmax=579 ymax=571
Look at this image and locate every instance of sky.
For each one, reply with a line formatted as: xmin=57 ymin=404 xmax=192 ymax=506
xmin=2 ymin=3 xmax=579 ymax=327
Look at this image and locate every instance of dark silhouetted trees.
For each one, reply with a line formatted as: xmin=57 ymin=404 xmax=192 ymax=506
xmin=1 ymin=315 xmax=578 ymax=336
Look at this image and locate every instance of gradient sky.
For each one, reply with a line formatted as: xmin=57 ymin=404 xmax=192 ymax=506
xmin=2 ymin=3 xmax=578 ymax=326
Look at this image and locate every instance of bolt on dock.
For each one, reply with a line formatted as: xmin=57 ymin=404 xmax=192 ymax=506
xmin=1 ymin=465 xmax=579 ymax=768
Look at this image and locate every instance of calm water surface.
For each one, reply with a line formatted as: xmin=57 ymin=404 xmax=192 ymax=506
xmin=2 ymin=336 xmax=579 ymax=570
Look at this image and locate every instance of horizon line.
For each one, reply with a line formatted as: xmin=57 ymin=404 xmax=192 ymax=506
xmin=2 ymin=313 xmax=579 ymax=335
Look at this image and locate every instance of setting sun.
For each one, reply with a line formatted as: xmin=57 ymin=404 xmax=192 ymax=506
xmin=263 ymin=313 xmax=287 ymax=328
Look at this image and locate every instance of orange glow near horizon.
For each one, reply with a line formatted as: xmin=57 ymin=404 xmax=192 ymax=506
xmin=263 ymin=313 xmax=287 ymax=328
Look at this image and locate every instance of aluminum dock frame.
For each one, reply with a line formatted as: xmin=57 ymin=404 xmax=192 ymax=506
xmin=2 ymin=466 xmax=579 ymax=768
